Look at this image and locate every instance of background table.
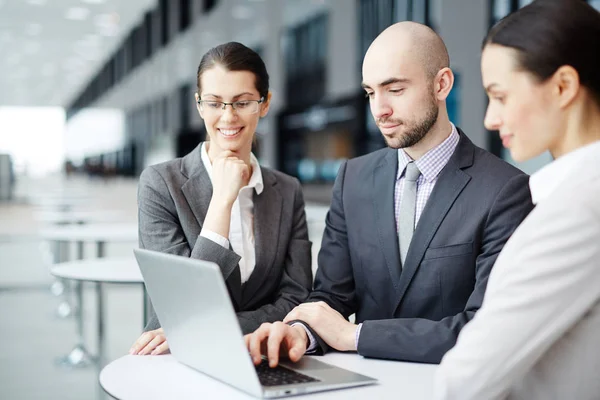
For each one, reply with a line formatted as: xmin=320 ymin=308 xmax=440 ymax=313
xmin=36 ymin=210 xmax=124 ymax=225
xmin=100 ymin=353 xmax=437 ymax=399
xmin=51 ymin=256 xmax=143 ymax=367
xmin=37 ymin=210 xmax=126 ymax=316
xmin=40 ymin=223 xmax=138 ymax=256
xmin=41 ymin=223 xmax=138 ymax=367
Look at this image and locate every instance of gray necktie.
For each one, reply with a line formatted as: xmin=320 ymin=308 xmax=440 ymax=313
xmin=399 ymin=161 xmax=421 ymax=268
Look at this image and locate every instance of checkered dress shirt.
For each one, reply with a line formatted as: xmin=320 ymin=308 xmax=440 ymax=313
xmin=395 ymin=125 xmax=460 ymax=232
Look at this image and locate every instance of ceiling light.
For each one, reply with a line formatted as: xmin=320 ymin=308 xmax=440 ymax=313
xmin=81 ymin=0 xmax=106 ymax=3
xmin=25 ymin=23 xmax=42 ymax=36
xmin=65 ymin=7 xmax=91 ymax=21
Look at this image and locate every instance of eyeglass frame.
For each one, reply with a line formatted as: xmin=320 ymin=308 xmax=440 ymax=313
xmin=196 ymin=97 xmax=265 ymax=114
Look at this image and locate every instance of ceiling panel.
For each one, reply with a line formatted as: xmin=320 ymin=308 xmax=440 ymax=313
xmin=0 ymin=0 xmax=156 ymax=107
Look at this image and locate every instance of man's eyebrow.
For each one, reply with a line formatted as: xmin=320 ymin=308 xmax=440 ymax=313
xmin=361 ymin=77 xmax=411 ymax=89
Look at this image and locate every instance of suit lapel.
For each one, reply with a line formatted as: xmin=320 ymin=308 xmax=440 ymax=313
xmin=180 ymin=143 xmax=242 ymax=308
xmin=372 ymin=149 xmax=403 ymax=292
xmin=393 ymin=132 xmax=474 ymax=312
xmin=242 ymin=169 xmax=282 ymax=305
xmin=181 ymin=145 xmax=213 ymax=232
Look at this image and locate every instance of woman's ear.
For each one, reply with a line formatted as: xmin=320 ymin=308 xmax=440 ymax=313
xmin=195 ymin=92 xmax=204 ymax=120
xmin=553 ymin=65 xmax=580 ymax=110
xmin=260 ymin=91 xmax=272 ymax=118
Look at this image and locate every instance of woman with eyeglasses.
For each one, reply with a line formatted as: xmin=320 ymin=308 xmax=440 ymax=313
xmin=129 ymin=42 xmax=312 ymax=356
xmin=435 ymin=1 xmax=600 ymax=399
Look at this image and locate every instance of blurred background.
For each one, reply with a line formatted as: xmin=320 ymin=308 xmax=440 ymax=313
xmin=2 ymin=0 xmax=597 ymax=399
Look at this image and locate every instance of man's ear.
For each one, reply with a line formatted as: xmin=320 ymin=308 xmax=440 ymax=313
xmin=435 ymin=67 xmax=454 ymax=102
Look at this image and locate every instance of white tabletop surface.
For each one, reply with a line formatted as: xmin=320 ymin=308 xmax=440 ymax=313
xmin=100 ymin=353 xmax=437 ymax=400
xmin=39 ymin=222 xmax=138 ymax=242
xmin=50 ymin=256 xmax=142 ymax=283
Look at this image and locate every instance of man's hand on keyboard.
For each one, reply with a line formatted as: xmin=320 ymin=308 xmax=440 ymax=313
xmin=244 ymin=321 xmax=307 ymax=368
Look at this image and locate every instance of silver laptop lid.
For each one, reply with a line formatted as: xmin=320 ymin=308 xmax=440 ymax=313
xmin=133 ymin=248 xmax=263 ymax=398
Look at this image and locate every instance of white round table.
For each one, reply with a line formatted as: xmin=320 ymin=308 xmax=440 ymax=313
xmin=51 ymin=257 xmax=143 ymax=283
xmin=41 ymin=224 xmax=139 ymax=368
xmin=36 ymin=210 xmax=125 ymax=225
xmin=28 ymin=196 xmax=88 ymax=211
xmin=40 ymin=223 xmax=138 ymax=255
xmin=50 ymin=257 xmax=143 ymax=368
xmin=100 ymin=353 xmax=437 ymax=399
xmin=39 ymin=215 xmax=132 ymax=321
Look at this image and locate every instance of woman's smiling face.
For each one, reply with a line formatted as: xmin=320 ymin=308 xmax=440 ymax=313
xmin=196 ymin=64 xmax=270 ymax=158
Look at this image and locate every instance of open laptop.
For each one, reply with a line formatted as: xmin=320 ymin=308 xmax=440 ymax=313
xmin=133 ymin=248 xmax=377 ymax=398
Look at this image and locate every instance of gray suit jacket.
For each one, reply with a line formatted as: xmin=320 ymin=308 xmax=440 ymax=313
xmin=138 ymin=144 xmax=312 ymax=334
xmin=306 ymin=130 xmax=534 ymax=363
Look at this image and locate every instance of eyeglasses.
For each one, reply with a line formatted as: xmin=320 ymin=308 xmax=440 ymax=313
xmin=197 ymin=97 xmax=265 ymax=115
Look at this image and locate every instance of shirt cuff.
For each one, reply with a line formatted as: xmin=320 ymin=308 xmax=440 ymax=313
xmin=200 ymin=228 xmax=230 ymax=249
xmin=355 ymin=323 xmax=363 ymax=351
xmin=291 ymin=322 xmax=318 ymax=354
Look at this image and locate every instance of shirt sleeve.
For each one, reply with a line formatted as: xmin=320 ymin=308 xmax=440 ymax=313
xmin=200 ymin=228 xmax=230 ymax=250
xmin=355 ymin=323 xmax=363 ymax=350
xmin=291 ymin=322 xmax=318 ymax=353
xmin=434 ymin=200 xmax=600 ymax=400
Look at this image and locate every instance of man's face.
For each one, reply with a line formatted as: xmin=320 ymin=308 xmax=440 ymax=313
xmin=362 ymin=46 xmax=439 ymax=149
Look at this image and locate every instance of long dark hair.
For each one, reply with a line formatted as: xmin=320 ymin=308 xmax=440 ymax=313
xmin=196 ymin=42 xmax=269 ymax=98
xmin=484 ymin=0 xmax=600 ymax=105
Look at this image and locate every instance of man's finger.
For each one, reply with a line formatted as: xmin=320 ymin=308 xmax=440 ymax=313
xmin=266 ymin=323 xmax=286 ymax=368
xmin=288 ymin=339 xmax=306 ymax=362
xmin=248 ymin=325 xmax=271 ymax=365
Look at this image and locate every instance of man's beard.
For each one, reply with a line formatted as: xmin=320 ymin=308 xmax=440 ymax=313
xmin=379 ymin=99 xmax=439 ymax=149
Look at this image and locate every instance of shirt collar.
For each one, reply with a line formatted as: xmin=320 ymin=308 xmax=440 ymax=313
xmin=529 ymin=140 xmax=600 ymax=204
xmin=200 ymin=142 xmax=264 ymax=195
xmin=397 ymin=123 xmax=460 ymax=181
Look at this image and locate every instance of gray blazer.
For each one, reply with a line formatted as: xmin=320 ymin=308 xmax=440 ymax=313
xmin=138 ymin=144 xmax=312 ymax=334
xmin=305 ymin=130 xmax=534 ymax=363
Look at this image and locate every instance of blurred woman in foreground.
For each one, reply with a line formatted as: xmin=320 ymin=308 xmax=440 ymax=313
xmin=436 ymin=1 xmax=600 ymax=399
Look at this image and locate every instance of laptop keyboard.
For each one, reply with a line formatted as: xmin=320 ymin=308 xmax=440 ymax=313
xmin=256 ymin=360 xmax=321 ymax=387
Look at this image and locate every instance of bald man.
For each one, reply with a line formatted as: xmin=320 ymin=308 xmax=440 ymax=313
xmin=245 ymin=22 xmax=533 ymax=365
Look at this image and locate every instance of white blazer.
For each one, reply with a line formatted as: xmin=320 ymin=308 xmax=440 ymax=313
xmin=435 ymin=140 xmax=600 ymax=400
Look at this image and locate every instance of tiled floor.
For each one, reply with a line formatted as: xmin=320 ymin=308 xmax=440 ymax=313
xmin=0 ymin=174 xmax=327 ymax=400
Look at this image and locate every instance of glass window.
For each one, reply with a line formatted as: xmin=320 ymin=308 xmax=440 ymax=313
xmin=179 ymin=0 xmax=191 ymax=31
xmin=394 ymin=0 xmax=410 ymax=22
xmin=492 ymin=0 xmax=511 ymax=23
xmin=410 ymin=0 xmax=428 ymax=24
